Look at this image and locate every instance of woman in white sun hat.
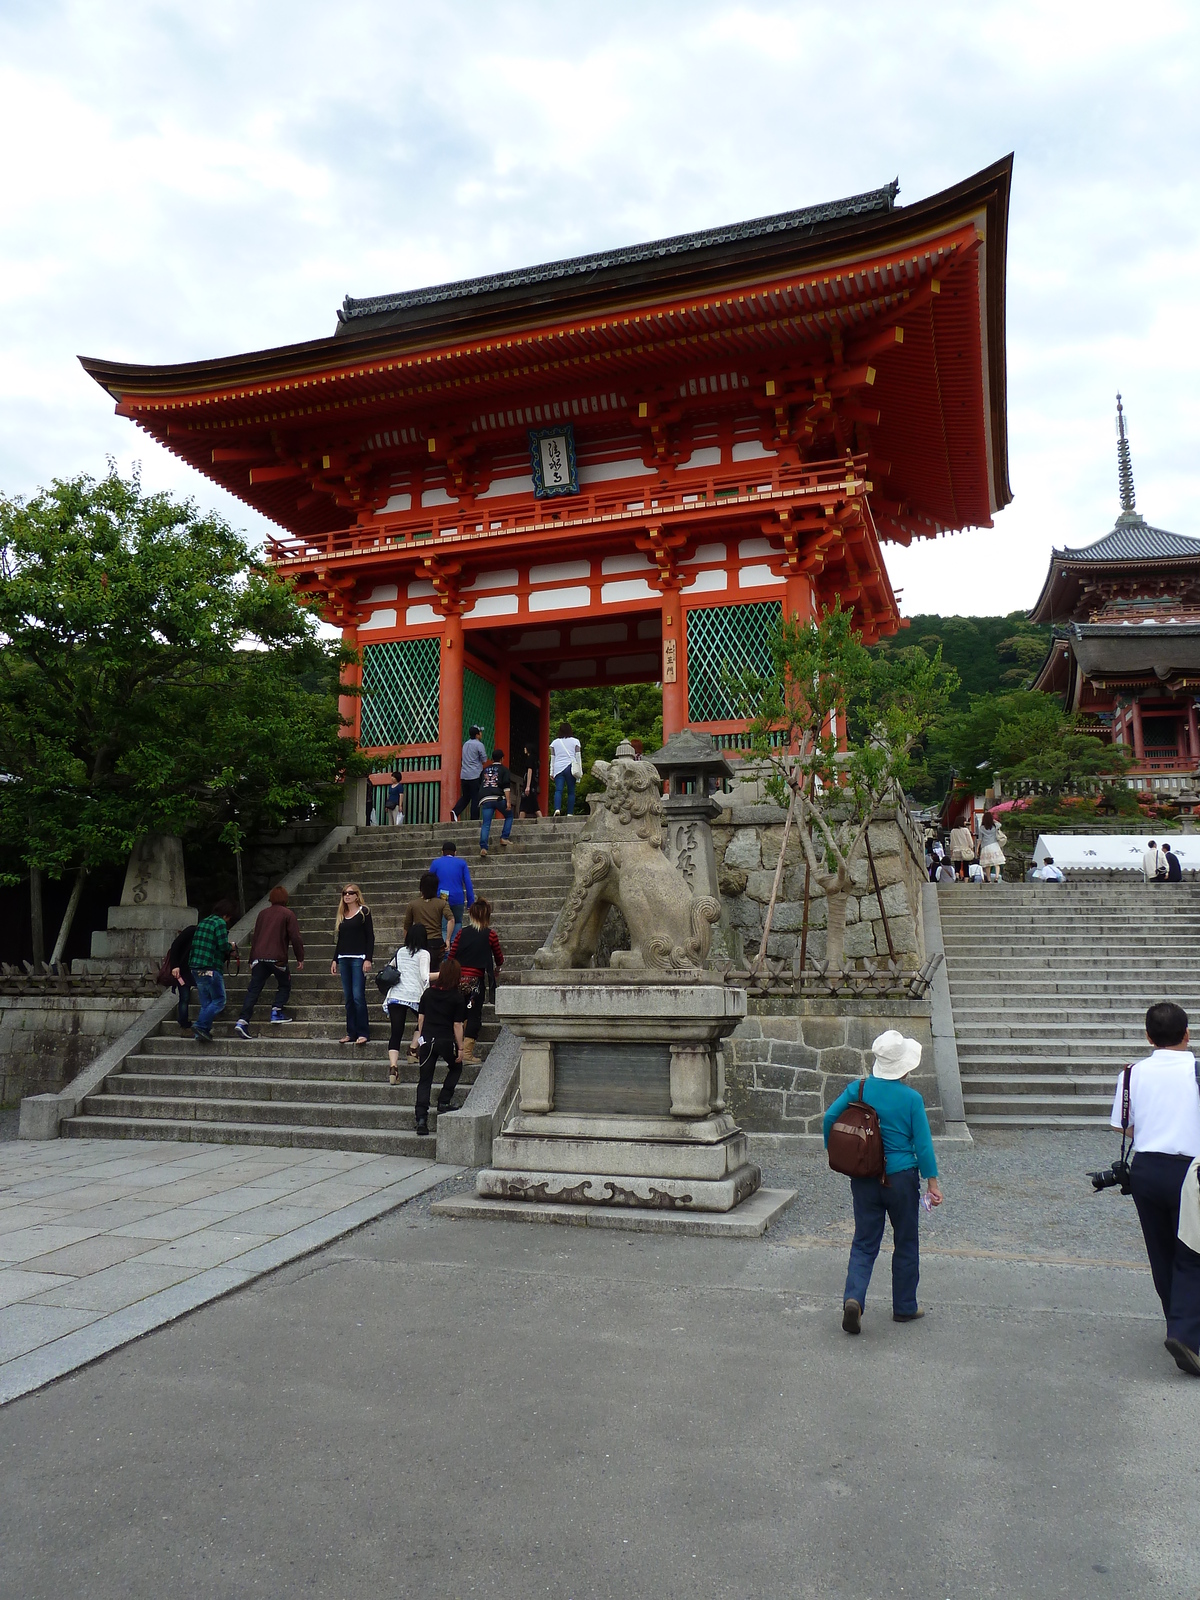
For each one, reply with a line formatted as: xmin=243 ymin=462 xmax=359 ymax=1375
xmin=823 ymin=1030 xmax=943 ymax=1336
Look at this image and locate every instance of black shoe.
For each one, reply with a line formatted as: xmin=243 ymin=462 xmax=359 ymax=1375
xmin=842 ymin=1299 xmax=862 ymax=1335
xmin=1165 ymin=1337 xmax=1200 ymax=1376
xmin=193 ymin=1029 xmax=213 ymax=1044
xmin=893 ymin=1308 xmax=925 ymax=1323
xmin=415 ymin=1119 xmax=429 ymax=1137
xmin=436 ymin=1099 xmax=454 ymax=1115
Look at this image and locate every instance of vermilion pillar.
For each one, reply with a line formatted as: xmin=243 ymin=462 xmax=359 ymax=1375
xmin=661 ymin=585 xmax=687 ymax=739
xmin=538 ymin=684 xmax=551 ymax=815
xmin=439 ymin=612 xmax=465 ymax=818
xmin=785 ymin=572 xmax=814 ymax=626
xmin=1188 ymin=703 xmax=1199 ymax=763
xmin=338 ymin=622 xmax=361 ymax=742
xmin=494 ymin=665 xmax=511 ymax=761
xmin=1131 ymin=698 xmax=1145 ymax=763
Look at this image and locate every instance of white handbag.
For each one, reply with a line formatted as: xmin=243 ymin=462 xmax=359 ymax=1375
xmin=570 ymin=742 xmax=583 ymax=780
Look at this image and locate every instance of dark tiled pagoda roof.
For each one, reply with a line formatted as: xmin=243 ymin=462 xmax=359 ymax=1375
xmin=337 ymin=183 xmax=899 ymax=324
xmin=1056 ymin=512 xmax=1200 ymax=564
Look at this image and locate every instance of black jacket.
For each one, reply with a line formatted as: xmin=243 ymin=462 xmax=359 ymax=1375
xmin=334 ymin=909 xmax=375 ymax=959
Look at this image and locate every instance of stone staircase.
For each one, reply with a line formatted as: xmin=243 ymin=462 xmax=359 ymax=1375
xmin=938 ymin=881 xmax=1200 ymax=1127
xmin=62 ymin=818 xmax=583 ymax=1156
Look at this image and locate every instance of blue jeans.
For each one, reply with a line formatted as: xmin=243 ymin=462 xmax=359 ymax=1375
xmin=843 ymin=1167 xmax=921 ymax=1316
xmin=238 ymin=961 xmax=292 ymax=1023
xmin=174 ymin=970 xmax=192 ymax=1027
xmin=480 ymin=799 xmax=513 ymax=850
xmin=338 ymin=957 xmax=370 ymax=1039
xmin=553 ymin=771 xmax=576 ymax=814
xmin=195 ymin=970 xmax=226 ymax=1035
xmin=442 ymin=902 xmax=464 ymax=945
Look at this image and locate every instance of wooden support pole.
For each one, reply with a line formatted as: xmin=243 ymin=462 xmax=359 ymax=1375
xmin=661 ymin=586 xmax=687 ymax=740
xmin=494 ymin=665 xmax=511 ymax=761
xmin=29 ymin=866 xmax=45 ymax=971
xmin=439 ymin=614 xmax=465 ymax=821
xmin=538 ymin=685 xmax=552 ymax=816
xmin=1131 ymin=698 xmax=1145 ymax=763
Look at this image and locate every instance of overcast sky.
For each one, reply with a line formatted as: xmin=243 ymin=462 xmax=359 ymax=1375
xmin=1 ymin=0 xmax=1196 ymax=619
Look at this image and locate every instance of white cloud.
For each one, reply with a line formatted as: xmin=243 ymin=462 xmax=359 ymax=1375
xmin=0 ymin=0 xmax=1197 ymax=615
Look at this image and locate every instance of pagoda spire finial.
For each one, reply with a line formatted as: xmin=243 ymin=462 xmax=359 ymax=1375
xmin=1116 ymin=392 xmax=1137 ymax=513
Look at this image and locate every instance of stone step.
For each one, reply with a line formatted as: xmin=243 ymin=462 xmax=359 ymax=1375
xmin=951 ymin=1053 xmax=1140 ymax=1073
xmin=150 ymin=1018 xmax=499 ymax=1042
xmin=138 ymin=1034 xmax=492 ymax=1063
xmin=81 ymin=1092 xmax=430 ymax=1132
xmin=61 ymin=1115 xmax=438 ymax=1157
xmin=953 ymin=1024 xmax=1165 ymax=1042
xmin=959 ymin=1072 xmax=1118 ymax=1096
xmin=124 ymin=1051 xmax=484 ymax=1084
xmin=961 ymin=1093 xmax=1114 ymax=1115
xmin=107 ymin=1071 xmax=444 ymax=1102
xmin=964 ymin=1112 xmax=1114 ymax=1127
xmin=955 ymin=1038 xmax=1149 ymax=1059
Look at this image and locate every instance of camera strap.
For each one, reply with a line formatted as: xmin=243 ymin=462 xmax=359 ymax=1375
xmin=1120 ymin=1064 xmax=1133 ymax=1169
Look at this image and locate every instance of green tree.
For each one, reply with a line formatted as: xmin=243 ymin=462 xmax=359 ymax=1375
xmin=989 ymin=700 xmax=1131 ymax=795
xmin=0 ymin=467 xmax=362 ymax=960
xmin=872 ymin=612 xmax=1051 ymax=705
xmin=549 ymin=684 xmax=663 ymax=799
xmin=734 ymin=606 xmax=957 ymax=971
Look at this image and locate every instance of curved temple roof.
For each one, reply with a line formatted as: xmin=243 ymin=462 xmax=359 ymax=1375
xmin=338 ymin=183 xmax=899 ymax=327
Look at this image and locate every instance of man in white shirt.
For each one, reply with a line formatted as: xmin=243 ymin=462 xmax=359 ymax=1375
xmin=1033 ymin=857 xmax=1065 ymax=882
xmin=1110 ymin=1001 xmax=1200 ymax=1375
xmin=1143 ymin=840 xmax=1166 ymax=883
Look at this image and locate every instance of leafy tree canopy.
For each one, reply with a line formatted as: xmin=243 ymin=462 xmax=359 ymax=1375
xmin=872 ymin=612 xmax=1051 ymax=704
xmin=0 ymin=468 xmax=362 ymax=891
xmin=549 ymin=684 xmax=663 ymax=797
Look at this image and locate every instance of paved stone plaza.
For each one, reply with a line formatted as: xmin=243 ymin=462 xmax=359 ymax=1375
xmin=0 ymin=1128 xmax=1194 ymax=1599
xmin=0 ymin=1137 xmax=454 ymax=1403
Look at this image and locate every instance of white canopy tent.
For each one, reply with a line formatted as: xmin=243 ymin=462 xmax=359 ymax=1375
xmin=1031 ymin=834 xmax=1196 ymax=873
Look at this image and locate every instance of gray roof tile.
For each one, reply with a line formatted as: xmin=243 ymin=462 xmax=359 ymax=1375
xmin=1058 ymin=512 xmax=1200 ymax=563
xmin=338 ymin=183 xmax=899 ymax=322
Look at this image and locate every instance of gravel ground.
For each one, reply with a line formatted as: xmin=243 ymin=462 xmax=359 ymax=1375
xmin=390 ymin=1125 xmax=1148 ymax=1268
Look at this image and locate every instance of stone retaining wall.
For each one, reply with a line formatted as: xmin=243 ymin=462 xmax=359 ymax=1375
xmin=724 ymin=997 xmax=943 ymax=1138
xmin=712 ymin=806 xmax=928 ymax=971
xmin=0 ymin=994 xmax=156 ymax=1106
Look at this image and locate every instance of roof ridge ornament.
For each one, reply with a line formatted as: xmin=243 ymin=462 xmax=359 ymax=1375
xmin=1116 ymin=392 xmax=1137 ymax=515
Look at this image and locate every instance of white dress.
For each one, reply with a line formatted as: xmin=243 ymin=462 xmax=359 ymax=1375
xmin=383 ymin=947 xmax=430 ymax=1014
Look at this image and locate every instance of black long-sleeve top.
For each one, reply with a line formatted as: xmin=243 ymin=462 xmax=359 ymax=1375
xmin=334 ymin=908 xmax=375 ymax=959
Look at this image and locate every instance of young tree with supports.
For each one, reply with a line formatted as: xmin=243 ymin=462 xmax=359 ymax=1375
xmin=735 ymin=606 xmax=957 ymax=972
xmin=0 ymin=468 xmax=363 ymax=965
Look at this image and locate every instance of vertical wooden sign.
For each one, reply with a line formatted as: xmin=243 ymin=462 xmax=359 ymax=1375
xmin=663 ymin=638 xmax=677 ymax=684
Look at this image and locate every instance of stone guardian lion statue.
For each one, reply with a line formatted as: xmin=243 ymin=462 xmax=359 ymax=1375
xmin=534 ymin=755 xmax=721 ymax=971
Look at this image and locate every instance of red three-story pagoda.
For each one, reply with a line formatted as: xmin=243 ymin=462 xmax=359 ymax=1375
xmin=83 ymin=157 xmax=1012 ymax=818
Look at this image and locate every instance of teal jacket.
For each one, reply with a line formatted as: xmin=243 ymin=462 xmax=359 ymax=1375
xmin=822 ymin=1076 xmax=938 ymax=1178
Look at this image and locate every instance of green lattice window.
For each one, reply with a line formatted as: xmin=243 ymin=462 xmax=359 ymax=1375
xmin=686 ymin=601 xmax=781 ymax=723
xmin=360 ymin=637 xmax=440 ymax=747
xmin=463 ymin=668 xmax=495 ymax=750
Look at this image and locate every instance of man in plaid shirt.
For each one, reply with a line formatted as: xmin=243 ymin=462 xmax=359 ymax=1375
xmin=188 ymin=899 xmax=238 ymax=1043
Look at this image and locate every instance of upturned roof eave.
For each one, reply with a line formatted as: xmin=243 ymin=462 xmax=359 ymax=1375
xmin=78 ymin=156 xmax=1013 ymax=406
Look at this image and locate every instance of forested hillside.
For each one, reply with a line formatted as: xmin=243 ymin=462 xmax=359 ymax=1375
xmin=870 ymin=612 xmax=1052 ymax=705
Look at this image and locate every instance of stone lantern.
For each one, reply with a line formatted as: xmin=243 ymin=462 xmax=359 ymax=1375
xmin=645 ymin=729 xmax=734 ymax=902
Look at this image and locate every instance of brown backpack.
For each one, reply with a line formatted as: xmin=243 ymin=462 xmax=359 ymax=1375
xmin=827 ymin=1079 xmax=888 ymax=1184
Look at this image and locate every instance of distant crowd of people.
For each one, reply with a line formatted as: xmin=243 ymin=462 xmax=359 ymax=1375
xmin=375 ymin=722 xmax=585 ymax=836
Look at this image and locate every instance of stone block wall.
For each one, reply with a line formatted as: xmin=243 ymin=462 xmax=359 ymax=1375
xmin=711 ymin=805 xmax=928 ymax=971
xmin=724 ymin=997 xmax=943 ymax=1137
xmin=0 ymin=994 xmax=155 ymax=1105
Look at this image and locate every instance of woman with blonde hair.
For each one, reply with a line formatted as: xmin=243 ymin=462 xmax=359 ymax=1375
xmin=330 ymin=883 xmax=374 ymax=1045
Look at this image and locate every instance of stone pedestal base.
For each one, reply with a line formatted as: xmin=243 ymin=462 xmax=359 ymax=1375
xmin=80 ymin=834 xmax=196 ymax=976
xmin=478 ymin=1161 xmax=761 ymax=1213
xmin=478 ymin=978 xmax=764 ymax=1217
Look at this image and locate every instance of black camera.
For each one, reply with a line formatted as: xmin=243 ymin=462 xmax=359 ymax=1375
xmin=1089 ymin=1158 xmax=1132 ymax=1195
